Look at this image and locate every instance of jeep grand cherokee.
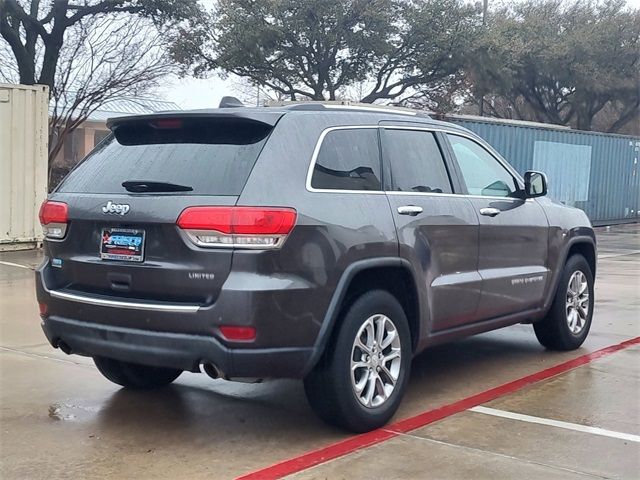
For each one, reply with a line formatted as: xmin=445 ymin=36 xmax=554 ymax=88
xmin=36 ymin=102 xmax=596 ymax=432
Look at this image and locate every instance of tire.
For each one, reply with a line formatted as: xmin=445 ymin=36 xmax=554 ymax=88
xmin=304 ymin=290 xmax=412 ymax=432
xmin=534 ymin=254 xmax=594 ymax=350
xmin=93 ymin=357 xmax=182 ymax=389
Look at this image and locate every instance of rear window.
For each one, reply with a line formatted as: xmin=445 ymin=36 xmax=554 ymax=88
xmin=310 ymin=128 xmax=382 ymax=191
xmin=57 ymin=117 xmax=272 ymax=195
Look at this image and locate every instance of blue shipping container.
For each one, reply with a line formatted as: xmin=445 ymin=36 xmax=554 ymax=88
xmin=445 ymin=115 xmax=640 ymax=225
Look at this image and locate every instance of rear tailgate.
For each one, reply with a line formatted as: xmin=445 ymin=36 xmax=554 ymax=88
xmin=44 ymin=193 xmax=236 ymax=305
xmin=43 ymin=112 xmax=280 ymax=308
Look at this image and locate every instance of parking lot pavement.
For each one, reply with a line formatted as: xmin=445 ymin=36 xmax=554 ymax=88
xmin=1 ymin=224 xmax=639 ymax=480
xmin=285 ymin=344 xmax=640 ymax=480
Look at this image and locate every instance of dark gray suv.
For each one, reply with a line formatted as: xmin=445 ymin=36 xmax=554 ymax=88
xmin=36 ymin=102 xmax=596 ymax=432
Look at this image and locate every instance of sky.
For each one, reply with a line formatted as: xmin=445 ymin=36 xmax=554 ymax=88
xmin=159 ymin=75 xmax=236 ymax=110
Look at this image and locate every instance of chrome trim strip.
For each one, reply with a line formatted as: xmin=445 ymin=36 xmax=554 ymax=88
xmin=478 ymin=265 xmax=549 ymax=280
xmin=305 ymin=124 xmax=525 ymax=195
xmin=182 ymin=229 xmax=287 ymax=249
xmin=385 ymin=191 xmax=532 ymax=202
xmin=49 ymin=290 xmax=200 ymax=313
xmin=432 ymin=271 xmax=482 ymax=287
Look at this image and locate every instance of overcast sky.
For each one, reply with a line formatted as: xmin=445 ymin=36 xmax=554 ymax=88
xmin=159 ymin=74 xmax=235 ymax=110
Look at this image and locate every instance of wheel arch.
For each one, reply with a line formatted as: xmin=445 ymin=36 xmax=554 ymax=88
xmin=543 ymin=234 xmax=597 ymax=315
xmin=566 ymin=240 xmax=597 ymax=278
xmin=302 ymin=258 xmax=421 ymax=376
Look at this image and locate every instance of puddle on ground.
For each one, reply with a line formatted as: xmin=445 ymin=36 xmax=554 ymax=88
xmin=48 ymin=402 xmax=101 ymax=421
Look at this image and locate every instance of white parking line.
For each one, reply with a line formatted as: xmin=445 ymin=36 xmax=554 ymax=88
xmin=598 ymin=250 xmax=640 ymax=259
xmin=0 ymin=346 xmax=93 ymax=368
xmin=470 ymin=406 xmax=640 ymax=443
xmin=0 ymin=260 xmax=32 ymax=270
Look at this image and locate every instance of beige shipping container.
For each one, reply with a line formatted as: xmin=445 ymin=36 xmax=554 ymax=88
xmin=0 ymin=83 xmax=49 ymax=251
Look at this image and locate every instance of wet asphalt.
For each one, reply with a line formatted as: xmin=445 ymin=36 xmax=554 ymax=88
xmin=0 ymin=224 xmax=638 ymax=479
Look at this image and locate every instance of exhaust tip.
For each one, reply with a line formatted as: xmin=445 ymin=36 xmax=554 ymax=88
xmin=200 ymin=363 xmax=224 ymax=380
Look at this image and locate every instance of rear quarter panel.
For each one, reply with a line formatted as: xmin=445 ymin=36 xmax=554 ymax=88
xmin=237 ymin=113 xmax=399 ymax=348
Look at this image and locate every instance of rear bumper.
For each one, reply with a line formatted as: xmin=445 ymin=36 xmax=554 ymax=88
xmin=36 ymin=255 xmax=326 ymax=378
xmin=41 ymin=316 xmax=313 ymax=378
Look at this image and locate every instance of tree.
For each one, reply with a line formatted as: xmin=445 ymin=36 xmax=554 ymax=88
xmin=0 ymin=0 xmax=201 ymax=87
xmin=230 ymin=76 xmax=291 ymax=106
xmin=46 ymin=16 xmax=174 ymax=171
xmin=169 ymin=0 xmax=480 ymax=106
xmin=0 ymin=0 xmax=203 ymax=183
xmin=468 ymin=0 xmax=640 ymax=133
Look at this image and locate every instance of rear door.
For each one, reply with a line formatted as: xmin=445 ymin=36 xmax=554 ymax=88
xmin=381 ymin=127 xmax=481 ymax=333
xmin=443 ymin=133 xmax=550 ymax=319
xmin=45 ymin=115 xmax=275 ymax=308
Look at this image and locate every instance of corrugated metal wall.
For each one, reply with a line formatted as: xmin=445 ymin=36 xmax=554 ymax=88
xmin=446 ymin=115 xmax=640 ymax=225
xmin=0 ymin=83 xmax=49 ymax=250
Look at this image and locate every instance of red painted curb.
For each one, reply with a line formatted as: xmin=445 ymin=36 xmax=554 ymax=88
xmin=237 ymin=336 xmax=640 ymax=480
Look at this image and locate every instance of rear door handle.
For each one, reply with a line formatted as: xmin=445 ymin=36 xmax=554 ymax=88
xmin=397 ymin=205 xmax=423 ymax=216
xmin=479 ymin=207 xmax=501 ymax=217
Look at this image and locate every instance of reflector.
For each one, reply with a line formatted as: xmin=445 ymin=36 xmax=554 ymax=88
xmin=219 ymin=326 xmax=256 ymax=341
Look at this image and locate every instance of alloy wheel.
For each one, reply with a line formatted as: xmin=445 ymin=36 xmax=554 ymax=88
xmin=566 ymin=270 xmax=590 ymax=335
xmin=350 ymin=314 xmax=402 ymax=408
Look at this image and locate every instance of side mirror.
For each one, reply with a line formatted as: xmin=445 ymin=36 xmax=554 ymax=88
xmin=524 ymin=171 xmax=547 ymax=198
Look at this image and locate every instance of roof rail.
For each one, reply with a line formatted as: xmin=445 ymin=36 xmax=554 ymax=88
xmin=264 ymin=100 xmax=430 ymax=118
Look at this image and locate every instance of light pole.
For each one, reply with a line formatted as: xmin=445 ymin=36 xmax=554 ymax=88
xmin=479 ymin=0 xmax=489 ymax=116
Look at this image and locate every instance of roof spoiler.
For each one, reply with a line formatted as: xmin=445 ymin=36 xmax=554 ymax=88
xmin=106 ymin=109 xmax=283 ymax=130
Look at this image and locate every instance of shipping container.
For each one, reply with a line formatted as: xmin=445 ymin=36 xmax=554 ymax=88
xmin=0 ymin=83 xmax=49 ymax=250
xmin=445 ymin=114 xmax=640 ymax=226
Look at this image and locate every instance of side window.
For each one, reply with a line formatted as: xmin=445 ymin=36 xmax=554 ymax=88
xmin=447 ymin=134 xmax=518 ymax=197
xmin=383 ymin=129 xmax=452 ymax=193
xmin=311 ymin=128 xmax=381 ymax=191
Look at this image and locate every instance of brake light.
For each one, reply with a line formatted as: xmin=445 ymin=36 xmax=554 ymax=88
xmin=39 ymin=201 xmax=68 ymax=239
xmin=176 ymin=206 xmax=297 ymax=249
xmin=150 ymin=118 xmax=183 ymax=129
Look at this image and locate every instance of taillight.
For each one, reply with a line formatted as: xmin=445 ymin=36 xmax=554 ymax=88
xmin=39 ymin=201 xmax=68 ymax=239
xmin=176 ymin=206 xmax=297 ymax=249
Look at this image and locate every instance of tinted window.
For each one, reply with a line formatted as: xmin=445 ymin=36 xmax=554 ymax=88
xmin=384 ymin=129 xmax=452 ymax=193
xmin=447 ymin=134 xmax=517 ymax=197
xmin=311 ymin=129 xmax=381 ymax=191
xmin=57 ymin=118 xmax=271 ymax=195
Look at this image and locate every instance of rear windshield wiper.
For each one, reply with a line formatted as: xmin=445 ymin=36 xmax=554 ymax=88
xmin=122 ymin=180 xmax=193 ymax=193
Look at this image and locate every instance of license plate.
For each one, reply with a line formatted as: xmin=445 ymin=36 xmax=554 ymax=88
xmin=100 ymin=228 xmax=145 ymax=262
